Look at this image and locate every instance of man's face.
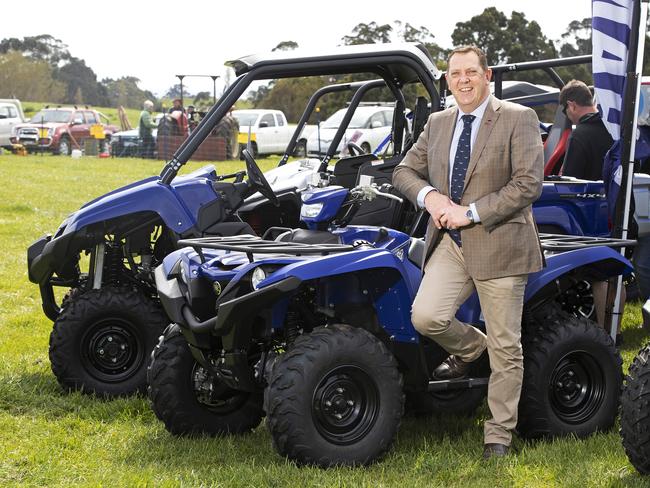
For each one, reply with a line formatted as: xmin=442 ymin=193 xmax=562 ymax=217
xmin=446 ymin=52 xmax=492 ymax=113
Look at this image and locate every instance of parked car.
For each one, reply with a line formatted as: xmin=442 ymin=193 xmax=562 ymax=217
xmin=233 ymin=109 xmax=315 ymax=157
xmin=306 ymin=104 xmax=394 ymax=156
xmin=10 ymin=106 xmax=118 ymax=155
xmin=0 ymin=99 xmax=25 ymax=148
xmin=110 ymin=114 xmax=164 ymax=157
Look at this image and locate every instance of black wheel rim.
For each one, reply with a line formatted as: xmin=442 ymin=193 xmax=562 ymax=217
xmin=81 ymin=318 xmax=142 ymax=382
xmin=192 ymin=364 xmax=249 ymax=414
xmin=312 ymin=365 xmax=379 ymax=445
xmin=549 ymin=350 xmax=605 ymax=424
xmin=559 ymin=280 xmax=595 ymax=319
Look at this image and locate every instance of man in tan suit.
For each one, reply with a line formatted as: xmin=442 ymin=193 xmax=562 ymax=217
xmin=393 ymin=45 xmax=544 ymax=459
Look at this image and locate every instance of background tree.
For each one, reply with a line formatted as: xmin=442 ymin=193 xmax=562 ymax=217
xmin=451 ymin=8 xmax=556 ymax=64
xmin=341 ymin=22 xmax=392 ymax=45
xmin=273 ymin=41 xmax=299 ymax=51
xmin=56 ymin=57 xmax=109 ymax=106
xmin=102 ymin=76 xmax=156 ymax=109
xmin=0 ymin=34 xmax=72 ymax=66
xmin=0 ymin=51 xmax=65 ymax=101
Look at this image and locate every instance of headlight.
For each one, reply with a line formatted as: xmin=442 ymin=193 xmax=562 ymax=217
xmin=301 ymin=202 xmax=323 ymax=219
xmin=251 ymin=266 xmax=266 ymax=290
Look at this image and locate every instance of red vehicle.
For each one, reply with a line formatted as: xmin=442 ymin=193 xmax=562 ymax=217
xmin=10 ymin=107 xmax=119 ymax=155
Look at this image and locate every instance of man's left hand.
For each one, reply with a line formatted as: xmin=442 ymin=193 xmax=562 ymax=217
xmin=439 ymin=204 xmax=471 ymax=229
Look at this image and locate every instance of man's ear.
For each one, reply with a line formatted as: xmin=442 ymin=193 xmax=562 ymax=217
xmin=485 ymin=67 xmax=493 ymax=82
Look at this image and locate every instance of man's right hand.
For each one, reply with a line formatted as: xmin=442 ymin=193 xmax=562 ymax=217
xmin=424 ymin=190 xmax=452 ymax=229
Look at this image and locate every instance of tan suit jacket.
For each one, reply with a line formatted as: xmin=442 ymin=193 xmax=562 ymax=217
xmin=393 ymin=95 xmax=544 ymax=280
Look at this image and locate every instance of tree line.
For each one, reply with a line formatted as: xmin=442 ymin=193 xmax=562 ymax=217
xmin=1 ymin=9 xmax=649 ymax=119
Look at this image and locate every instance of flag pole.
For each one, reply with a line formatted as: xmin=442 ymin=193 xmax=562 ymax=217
xmin=608 ymin=0 xmax=648 ymax=340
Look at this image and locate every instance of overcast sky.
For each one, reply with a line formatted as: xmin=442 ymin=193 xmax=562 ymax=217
xmin=3 ymin=0 xmax=592 ymax=97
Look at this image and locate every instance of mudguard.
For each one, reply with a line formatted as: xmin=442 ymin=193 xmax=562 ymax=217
xmin=525 ymin=246 xmax=634 ymax=301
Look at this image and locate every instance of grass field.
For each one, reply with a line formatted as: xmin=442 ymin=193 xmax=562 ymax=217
xmin=1 ymin=152 xmax=650 ymax=486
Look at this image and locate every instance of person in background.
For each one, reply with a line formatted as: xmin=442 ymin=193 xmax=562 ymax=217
xmin=139 ymin=100 xmax=157 ymax=159
xmin=187 ymin=105 xmax=198 ymax=133
xmin=169 ymin=98 xmax=184 ymax=114
xmin=560 ymin=79 xmax=613 ymax=180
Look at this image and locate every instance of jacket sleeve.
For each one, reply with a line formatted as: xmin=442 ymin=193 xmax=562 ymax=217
xmin=473 ymin=108 xmax=543 ymax=229
xmin=392 ymin=115 xmax=434 ymax=205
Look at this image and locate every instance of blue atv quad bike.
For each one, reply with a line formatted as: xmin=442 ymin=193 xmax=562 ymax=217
xmin=27 ymin=155 xmax=280 ymax=397
xmin=619 ymin=299 xmax=650 ymax=474
xmin=148 ymin=180 xmax=633 ymax=466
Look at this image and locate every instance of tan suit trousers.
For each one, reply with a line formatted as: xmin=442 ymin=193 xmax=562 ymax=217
xmin=411 ymin=233 xmax=528 ymax=445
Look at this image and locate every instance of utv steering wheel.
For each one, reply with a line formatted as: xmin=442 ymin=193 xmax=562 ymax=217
xmin=242 ymin=149 xmax=280 ymax=207
xmin=347 ymin=142 xmax=367 ymax=156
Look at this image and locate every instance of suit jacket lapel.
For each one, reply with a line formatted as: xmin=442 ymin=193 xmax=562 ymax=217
xmin=464 ymin=96 xmax=501 ymax=189
xmin=438 ymin=108 xmax=457 ymax=194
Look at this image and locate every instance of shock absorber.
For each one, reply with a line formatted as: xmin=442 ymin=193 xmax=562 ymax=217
xmin=104 ymin=241 xmax=124 ymax=286
xmin=284 ymin=308 xmax=301 ymax=345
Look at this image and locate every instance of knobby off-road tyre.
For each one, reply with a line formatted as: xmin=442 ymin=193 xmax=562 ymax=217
xmin=147 ymin=327 xmax=264 ymax=436
xmin=265 ymin=324 xmax=404 ymax=467
xmin=49 ymin=287 xmax=167 ymax=397
xmin=517 ymin=303 xmax=622 ymax=439
xmin=620 ymin=344 xmax=650 ymax=474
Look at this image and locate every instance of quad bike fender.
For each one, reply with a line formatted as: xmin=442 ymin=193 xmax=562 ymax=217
xmin=524 ymin=246 xmax=633 ymax=302
xmin=67 ymin=178 xmax=219 ymax=235
xmin=28 ymin=178 xmax=220 ymax=286
xmin=262 ymin=248 xmax=412 ymax=289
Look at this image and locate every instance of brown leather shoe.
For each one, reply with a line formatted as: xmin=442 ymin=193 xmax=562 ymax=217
xmin=482 ymin=443 xmax=509 ymax=460
xmin=432 ymin=355 xmax=472 ymax=380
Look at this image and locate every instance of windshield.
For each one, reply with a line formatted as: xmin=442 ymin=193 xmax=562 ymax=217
xmin=29 ymin=109 xmax=72 ymax=124
xmin=322 ymin=109 xmax=371 ymax=129
xmin=232 ymin=112 xmax=258 ymax=126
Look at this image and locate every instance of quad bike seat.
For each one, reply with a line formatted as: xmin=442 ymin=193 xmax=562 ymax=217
xmin=276 ymin=228 xmax=342 ymax=245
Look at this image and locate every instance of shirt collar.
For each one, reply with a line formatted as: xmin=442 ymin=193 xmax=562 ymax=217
xmin=456 ymin=94 xmax=490 ymax=124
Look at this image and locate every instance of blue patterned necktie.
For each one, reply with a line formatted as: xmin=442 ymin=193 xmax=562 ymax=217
xmin=448 ymin=114 xmax=475 ymax=247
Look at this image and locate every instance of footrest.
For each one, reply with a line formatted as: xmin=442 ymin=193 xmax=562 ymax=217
xmin=427 ymin=376 xmax=489 ymax=392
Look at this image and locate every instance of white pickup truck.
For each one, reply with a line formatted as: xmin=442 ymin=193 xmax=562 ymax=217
xmin=233 ymin=109 xmax=315 ymax=158
xmin=0 ymin=99 xmax=25 ymax=148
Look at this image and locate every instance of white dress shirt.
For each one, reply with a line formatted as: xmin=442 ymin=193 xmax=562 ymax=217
xmin=416 ymin=95 xmax=491 ymax=222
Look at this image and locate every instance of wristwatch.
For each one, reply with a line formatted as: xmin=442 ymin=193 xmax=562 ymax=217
xmin=465 ymin=208 xmax=475 ymax=224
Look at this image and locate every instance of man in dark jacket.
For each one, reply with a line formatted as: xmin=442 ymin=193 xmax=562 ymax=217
xmin=560 ymin=80 xmax=613 ymax=180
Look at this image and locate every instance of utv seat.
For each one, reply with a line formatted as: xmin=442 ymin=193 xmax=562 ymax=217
xmin=543 ymin=105 xmax=572 ymax=176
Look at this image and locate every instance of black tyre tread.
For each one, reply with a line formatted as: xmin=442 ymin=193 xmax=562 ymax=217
xmin=265 ymin=324 xmax=403 ymax=467
xmin=518 ymin=303 xmax=622 ymax=439
xmin=49 ymin=286 xmax=167 ymax=397
xmin=147 ymin=329 xmax=263 ymax=436
xmin=621 ymin=344 xmax=650 ymax=474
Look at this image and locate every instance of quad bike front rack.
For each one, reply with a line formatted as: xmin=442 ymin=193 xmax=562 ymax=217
xmin=177 ymin=235 xmax=357 ymax=263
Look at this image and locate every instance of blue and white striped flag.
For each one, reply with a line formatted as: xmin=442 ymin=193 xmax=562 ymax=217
xmin=592 ymin=0 xmax=635 ymax=141
xmin=594 ymin=0 xmax=650 ymax=224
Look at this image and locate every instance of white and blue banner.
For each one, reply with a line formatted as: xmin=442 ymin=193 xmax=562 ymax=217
xmin=595 ymin=0 xmax=650 ymax=223
xmin=592 ymin=0 xmax=635 ymax=141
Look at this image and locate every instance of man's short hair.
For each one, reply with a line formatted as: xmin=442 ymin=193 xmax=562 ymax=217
xmin=447 ymin=45 xmax=489 ymax=72
xmin=143 ymin=100 xmax=154 ymax=109
xmin=559 ymin=80 xmax=594 ymax=108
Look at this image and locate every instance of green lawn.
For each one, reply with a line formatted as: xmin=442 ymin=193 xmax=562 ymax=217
xmin=1 ymin=152 xmax=649 ymax=486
